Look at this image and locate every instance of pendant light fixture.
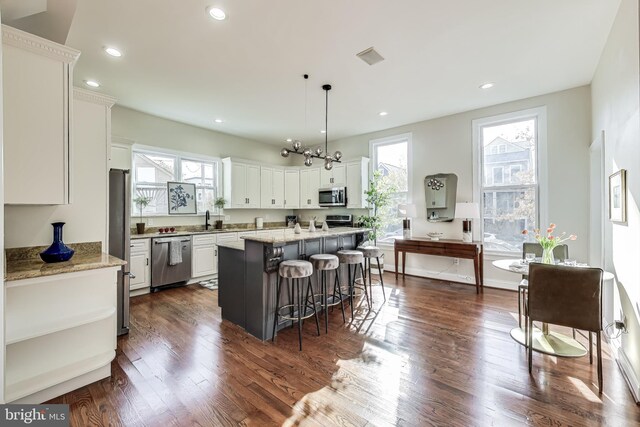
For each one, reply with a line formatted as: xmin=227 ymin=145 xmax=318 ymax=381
xmin=281 ymin=78 xmax=342 ymax=170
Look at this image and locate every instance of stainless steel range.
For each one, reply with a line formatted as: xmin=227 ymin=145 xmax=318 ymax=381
xmin=324 ymin=214 xmax=353 ymax=228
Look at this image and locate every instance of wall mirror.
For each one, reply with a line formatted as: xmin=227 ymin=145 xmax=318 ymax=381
xmin=424 ymin=173 xmax=458 ymax=222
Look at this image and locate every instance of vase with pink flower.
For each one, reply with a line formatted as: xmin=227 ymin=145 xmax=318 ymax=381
xmin=522 ymin=223 xmax=577 ymax=264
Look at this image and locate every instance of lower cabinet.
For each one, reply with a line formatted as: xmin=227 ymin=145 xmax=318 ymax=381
xmin=4 ymin=267 xmax=119 ymax=403
xmin=130 ymin=239 xmax=150 ymax=292
xmin=192 ymin=234 xmax=217 ymax=278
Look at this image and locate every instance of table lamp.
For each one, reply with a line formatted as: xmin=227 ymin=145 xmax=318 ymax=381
xmin=398 ymin=203 xmax=417 ymax=239
xmin=454 ymin=202 xmax=480 ymax=243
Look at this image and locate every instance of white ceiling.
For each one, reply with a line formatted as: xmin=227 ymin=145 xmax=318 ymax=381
xmin=61 ymin=0 xmax=621 ymax=146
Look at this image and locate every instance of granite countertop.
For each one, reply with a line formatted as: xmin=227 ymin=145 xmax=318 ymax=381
xmin=243 ymin=227 xmax=369 ymax=244
xmin=131 ymin=225 xmax=289 ymax=240
xmin=216 ymin=240 xmax=246 ymax=251
xmin=6 ymin=252 xmax=126 ymax=282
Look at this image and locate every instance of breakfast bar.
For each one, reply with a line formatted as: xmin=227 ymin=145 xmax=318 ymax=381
xmin=218 ymin=228 xmax=368 ymax=340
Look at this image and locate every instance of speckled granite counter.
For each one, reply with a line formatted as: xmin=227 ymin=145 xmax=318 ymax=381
xmin=242 ymin=227 xmax=370 ymax=244
xmin=216 ymin=240 xmax=245 ymax=251
xmin=6 ymin=252 xmax=125 ymax=281
xmin=131 ymin=226 xmax=289 ymax=240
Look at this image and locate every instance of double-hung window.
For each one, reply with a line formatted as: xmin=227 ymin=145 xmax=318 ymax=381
xmin=472 ymin=107 xmax=547 ymax=253
xmin=369 ymin=133 xmax=411 ymax=244
xmin=132 ymin=149 xmax=220 ymax=216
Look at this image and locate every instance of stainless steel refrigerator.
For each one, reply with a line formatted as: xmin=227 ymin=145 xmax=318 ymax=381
xmin=109 ymin=169 xmax=131 ymax=335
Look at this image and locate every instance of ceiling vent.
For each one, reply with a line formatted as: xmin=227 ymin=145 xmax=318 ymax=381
xmin=356 ymin=47 xmax=384 ymax=66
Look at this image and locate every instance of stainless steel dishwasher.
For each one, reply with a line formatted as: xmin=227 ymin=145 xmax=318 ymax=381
xmin=151 ymin=237 xmax=192 ymax=291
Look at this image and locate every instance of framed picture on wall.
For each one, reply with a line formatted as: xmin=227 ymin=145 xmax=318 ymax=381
xmin=167 ymin=182 xmax=197 ymax=215
xmin=609 ymin=169 xmax=627 ymax=224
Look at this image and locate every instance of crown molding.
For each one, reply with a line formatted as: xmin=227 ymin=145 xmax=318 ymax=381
xmin=2 ymin=24 xmax=80 ymax=63
xmin=73 ymin=88 xmax=116 ymax=107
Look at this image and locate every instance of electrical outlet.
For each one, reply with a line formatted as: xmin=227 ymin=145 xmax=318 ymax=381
xmin=453 ymin=258 xmax=459 ymax=265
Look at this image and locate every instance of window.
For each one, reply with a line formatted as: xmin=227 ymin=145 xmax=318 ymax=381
xmin=369 ymin=133 xmax=411 ymax=244
xmin=132 ymin=149 xmax=220 ymax=216
xmin=473 ymin=107 xmax=547 ymax=253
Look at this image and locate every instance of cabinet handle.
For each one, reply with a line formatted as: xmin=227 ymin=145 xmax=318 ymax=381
xmin=215 ymin=250 xmax=218 ymax=256
xmin=146 ymin=258 xmax=149 ymax=266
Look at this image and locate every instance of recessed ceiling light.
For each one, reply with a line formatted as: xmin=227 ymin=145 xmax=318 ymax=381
xmin=214 ymin=118 xmax=224 ymax=123
xmin=104 ymin=47 xmax=122 ymax=57
xmin=320 ymin=130 xmax=326 ymax=134
xmin=479 ymin=82 xmax=494 ymax=89
xmin=208 ymin=7 xmax=226 ymax=20
xmin=85 ymin=80 xmax=100 ymax=88
xmin=286 ymin=138 xmax=292 ymax=142
xmin=379 ymin=111 xmax=388 ymax=116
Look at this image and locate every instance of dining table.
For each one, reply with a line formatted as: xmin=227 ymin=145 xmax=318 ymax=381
xmin=493 ymin=258 xmax=614 ymax=358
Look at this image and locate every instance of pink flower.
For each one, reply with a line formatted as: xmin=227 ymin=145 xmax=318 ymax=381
xmin=549 ymin=223 xmax=556 ymax=229
xmin=522 ymin=230 xmax=528 ymax=235
xmin=548 ymin=236 xmax=555 ymax=240
xmin=570 ymin=235 xmax=577 ymax=240
xmin=546 ymin=228 xmax=553 ymax=233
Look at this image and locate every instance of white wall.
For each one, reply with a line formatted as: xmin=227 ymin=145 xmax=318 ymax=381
xmin=4 ymin=92 xmax=111 ymax=249
xmin=111 ymin=106 xmax=294 ymax=227
xmin=328 ymin=86 xmax=592 ymax=289
xmin=591 ymin=0 xmax=640 ymax=400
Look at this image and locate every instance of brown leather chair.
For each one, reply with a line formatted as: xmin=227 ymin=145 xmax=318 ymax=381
xmin=526 ymin=263 xmax=604 ymax=392
xmin=517 ymin=243 xmax=569 ymax=329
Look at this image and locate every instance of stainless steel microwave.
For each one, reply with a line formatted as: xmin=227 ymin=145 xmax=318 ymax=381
xmin=318 ymin=187 xmax=347 ymax=207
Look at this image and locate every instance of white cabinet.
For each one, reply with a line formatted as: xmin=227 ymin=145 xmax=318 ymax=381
xmin=110 ymin=135 xmax=135 ymax=170
xmin=2 ymin=25 xmax=80 ymax=205
xmin=192 ymin=234 xmax=217 ymax=278
xmin=223 ymin=158 xmax=260 ymax=208
xmin=284 ymin=169 xmax=300 ymax=208
xmin=129 ymin=239 xmax=150 ymax=291
xmin=346 ymin=158 xmax=370 ymax=209
xmin=320 ymin=163 xmax=346 ymax=187
xmin=299 ymin=168 xmax=321 ymax=209
xmin=4 ymin=267 xmax=119 ymax=403
xmin=260 ymin=167 xmax=285 ymax=209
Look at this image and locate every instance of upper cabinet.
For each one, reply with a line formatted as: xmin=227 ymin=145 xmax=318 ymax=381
xmin=284 ymin=169 xmax=300 ymax=209
xmin=2 ymin=25 xmax=80 ymax=205
xmin=320 ymin=163 xmax=346 ymax=188
xmin=299 ymin=168 xmax=321 ymax=209
xmin=346 ymin=158 xmax=370 ymax=209
xmin=222 ymin=158 xmax=260 ymax=208
xmin=260 ymin=167 xmax=285 ymax=209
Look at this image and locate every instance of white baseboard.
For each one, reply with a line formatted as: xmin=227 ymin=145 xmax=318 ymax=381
xmin=616 ymin=347 xmax=640 ymax=403
xmin=130 ymin=287 xmax=150 ymax=297
xmin=383 ymin=264 xmax=519 ymax=291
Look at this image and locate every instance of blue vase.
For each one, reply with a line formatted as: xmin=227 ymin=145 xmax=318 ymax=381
xmin=40 ymin=222 xmax=75 ymax=263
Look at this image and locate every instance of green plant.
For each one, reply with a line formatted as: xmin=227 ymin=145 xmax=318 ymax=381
xmin=133 ymin=195 xmax=151 ymax=223
xmin=214 ymin=197 xmax=226 ymax=219
xmin=358 ymin=170 xmax=397 ymax=244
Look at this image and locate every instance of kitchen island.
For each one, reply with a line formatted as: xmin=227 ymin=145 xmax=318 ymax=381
xmin=218 ymin=228 xmax=368 ymax=340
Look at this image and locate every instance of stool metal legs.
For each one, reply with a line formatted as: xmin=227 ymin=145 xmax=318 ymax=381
xmin=316 ymin=268 xmax=346 ymax=333
xmin=363 ymin=256 xmax=386 ymax=303
xmin=346 ymin=262 xmax=369 ymax=318
xmin=272 ymin=274 xmax=320 ymax=351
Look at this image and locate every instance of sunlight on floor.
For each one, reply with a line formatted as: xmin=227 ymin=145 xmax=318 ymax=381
xmin=568 ymin=376 xmax=602 ymax=403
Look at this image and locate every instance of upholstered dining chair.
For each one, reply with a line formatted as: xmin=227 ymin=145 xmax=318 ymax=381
xmin=526 ymin=263 xmax=604 ymax=392
xmin=517 ymin=243 xmax=569 ymax=329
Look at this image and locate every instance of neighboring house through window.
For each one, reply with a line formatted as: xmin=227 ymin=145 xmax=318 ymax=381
xmin=369 ymin=133 xmax=411 ymax=244
xmin=472 ymin=107 xmax=547 ymax=253
xmin=132 ymin=148 xmax=220 ymax=216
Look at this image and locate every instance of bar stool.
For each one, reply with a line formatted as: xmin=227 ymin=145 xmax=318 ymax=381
xmin=310 ymin=254 xmax=346 ymax=333
xmin=358 ymin=245 xmax=386 ymax=302
xmin=337 ymin=250 xmax=369 ymax=318
xmin=272 ymin=260 xmax=320 ymax=351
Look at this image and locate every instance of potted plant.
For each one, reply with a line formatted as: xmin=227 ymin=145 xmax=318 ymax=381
xmin=214 ymin=197 xmax=226 ymax=229
xmin=358 ymin=170 xmax=396 ymax=269
xmin=133 ymin=195 xmax=151 ymax=234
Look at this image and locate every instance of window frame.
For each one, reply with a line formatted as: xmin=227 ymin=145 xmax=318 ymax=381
xmin=132 ymin=145 xmax=222 ymax=217
xmin=472 ymin=107 xmax=548 ymax=256
xmin=368 ymin=132 xmax=413 ymax=247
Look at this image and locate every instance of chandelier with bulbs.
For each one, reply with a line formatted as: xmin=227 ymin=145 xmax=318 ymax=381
xmin=281 ymin=82 xmax=342 ymax=170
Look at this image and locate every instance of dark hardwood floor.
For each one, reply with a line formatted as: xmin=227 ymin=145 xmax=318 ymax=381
xmin=48 ymin=275 xmax=640 ymax=426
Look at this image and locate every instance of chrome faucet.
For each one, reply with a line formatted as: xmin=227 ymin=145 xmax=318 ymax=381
xmin=205 ymin=210 xmax=211 ymax=230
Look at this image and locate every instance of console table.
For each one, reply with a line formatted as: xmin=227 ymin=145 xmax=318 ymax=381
xmin=394 ymin=238 xmax=484 ymax=293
